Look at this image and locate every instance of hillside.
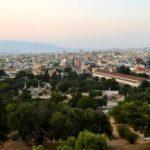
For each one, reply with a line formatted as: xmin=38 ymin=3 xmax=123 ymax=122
xmin=0 ymin=40 xmax=67 ymax=54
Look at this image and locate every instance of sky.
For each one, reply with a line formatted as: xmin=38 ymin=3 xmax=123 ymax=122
xmin=0 ymin=0 xmax=150 ymax=49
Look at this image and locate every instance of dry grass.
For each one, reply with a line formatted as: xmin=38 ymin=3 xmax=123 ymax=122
xmin=45 ymin=143 xmax=57 ymax=150
xmin=2 ymin=140 xmax=57 ymax=150
xmin=2 ymin=140 xmax=31 ymax=150
xmin=108 ymin=140 xmax=150 ymax=150
xmin=2 ymin=139 xmax=150 ymax=150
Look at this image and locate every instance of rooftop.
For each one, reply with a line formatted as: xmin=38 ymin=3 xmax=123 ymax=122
xmin=94 ymin=71 xmax=146 ymax=82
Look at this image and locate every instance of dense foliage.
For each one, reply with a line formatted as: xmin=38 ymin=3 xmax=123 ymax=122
xmin=111 ymin=102 xmax=150 ymax=137
xmin=117 ymin=65 xmax=149 ymax=79
xmin=58 ymin=130 xmax=107 ymax=150
xmin=0 ymin=71 xmax=113 ymax=144
xmin=5 ymin=100 xmax=112 ymax=144
xmin=0 ymin=95 xmax=8 ymax=142
xmin=0 ymin=68 xmax=115 ymax=145
xmin=0 ymin=67 xmax=149 ymax=149
xmin=117 ymin=65 xmax=131 ymax=75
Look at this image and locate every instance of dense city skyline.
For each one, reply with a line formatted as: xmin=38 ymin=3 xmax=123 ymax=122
xmin=0 ymin=0 xmax=150 ymax=49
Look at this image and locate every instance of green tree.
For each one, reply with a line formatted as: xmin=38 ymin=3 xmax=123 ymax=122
xmin=58 ymin=130 xmax=107 ymax=150
xmin=99 ymin=78 xmax=119 ymax=90
xmin=98 ymin=96 xmax=108 ymax=107
xmin=117 ymin=125 xmax=138 ymax=144
xmin=111 ymin=102 xmax=150 ymax=136
xmin=0 ymin=82 xmax=10 ymax=93
xmin=117 ymin=65 xmax=131 ymax=74
xmin=119 ymin=84 xmax=132 ymax=95
xmin=58 ymin=137 xmax=76 ymax=150
xmin=69 ymin=92 xmax=82 ymax=107
xmin=49 ymin=112 xmax=67 ymax=139
xmin=51 ymin=92 xmax=64 ymax=103
xmin=0 ymin=69 xmax=6 ymax=78
xmin=21 ymin=90 xmax=31 ymax=100
xmin=77 ymin=96 xmax=98 ymax=109
xmin=26 ymin=78 xmax=38 ymax=87
xmin=7 ymin=101 xmax=52 ymax=144
xmin=140 ymin=80 xmax=150 ymax=90
xmin=16 ymin=70 xmax=34 ymax=79
xmin=68 ymin=72 xmax=78 ymax=79
xmin=60 ymin=145 xmax=73 ymax=150
xmin=56 ymin=81 xmax=71 ymax=92
xmin=73 ymin=108 xmax=112 ymax=137
xmin=64 ymin=67 xmax=72 ymax=73
xmin=76 ymin=131 xmax=107 ymax=150
xmin=89 ymin=90 xmax=102 ymax=98
xmin=137 ymin=73 xmax=149 ymax=79
xmin=0 ymin=96 xmax=8 ymax=142
xmin=32 ymin=145 xmax=45 ymax=150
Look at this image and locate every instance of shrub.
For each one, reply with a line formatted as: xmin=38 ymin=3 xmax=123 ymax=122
xmin=60 ymin=145 xmax=73 ymax=150
xmin=118 ymin=126 xmax=129 ymax=137
xmin=58 ymin=130 xmax=107 ymax=150
xmin=77 ymin=96 xmax=98 ymax=109
xmin=117 ymin=126 xmax=138 ymax=144
xmin=126 ymin=131 xmax=138 ymax=144
xmin=32 ymin=145 xmax=45 ymax=150
xmin=89 ymin=90 xmax=102 ymax=97
xmin=111 ymin=102 xmax=150 ymax=136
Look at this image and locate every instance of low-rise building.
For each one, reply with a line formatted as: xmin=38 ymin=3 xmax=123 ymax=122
xmin=93 ymin=71 xmax=146 ymax=87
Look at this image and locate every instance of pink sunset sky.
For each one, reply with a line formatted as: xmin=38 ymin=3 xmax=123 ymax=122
xmin=0 ymin=0 xmax=150 ymax=48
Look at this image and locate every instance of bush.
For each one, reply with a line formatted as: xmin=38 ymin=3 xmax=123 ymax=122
xmin=126 ymin=131 xmax=138 ymax=144
xmin=58 ymin=130 xmax=107 ymax=150
xmin=111 ymin=102 xmax=150 ymax=136
xmin=118 ymin=126 xmax=138 ymax=144
xmin=59 ymin=145 xmax=73 ymax=150
xmin=89 ymin=90 xmax=102 ymax=97
xmin=77 ymin=96 xmax=98 ymax=109
xmin=32 ymin=145 xmax=45 ymax=150
xmin=118 ymin=126 xmax=129 ymax=137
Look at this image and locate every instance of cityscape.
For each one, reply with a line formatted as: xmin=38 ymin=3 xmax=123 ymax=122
xmin=0 ymin=48 xmax=150 ymax=150
xmin=0 ymin=0 xmax=150 ymax=150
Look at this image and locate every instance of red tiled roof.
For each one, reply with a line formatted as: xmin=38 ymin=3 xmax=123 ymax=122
xmin=94 ymin=71 xmax=145 ymax=82
xmin=136 ymin=67 xmax=145 ymax=72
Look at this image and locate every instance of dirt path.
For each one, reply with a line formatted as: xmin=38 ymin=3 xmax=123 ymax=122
xmin=109 ymin=117 xmax=119 ymax=138
xmin=2 ymin=140 xmax=31 ymax=150
xmin=109 ymin=117 xmax=150 ymax=150
xmin=108 ymin=140 xmax=150 ymax=150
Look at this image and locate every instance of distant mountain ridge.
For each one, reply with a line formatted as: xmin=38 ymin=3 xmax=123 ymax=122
xmin=0 ymin=40 xmax=68 ymax=54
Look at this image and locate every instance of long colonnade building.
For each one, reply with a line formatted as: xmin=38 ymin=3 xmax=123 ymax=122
xmin=93 ymin=71 xmax=146 ymax=87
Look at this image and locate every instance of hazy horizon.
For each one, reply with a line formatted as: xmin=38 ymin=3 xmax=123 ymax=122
xmin=0 ymin=0 xmax=150 ymax=49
